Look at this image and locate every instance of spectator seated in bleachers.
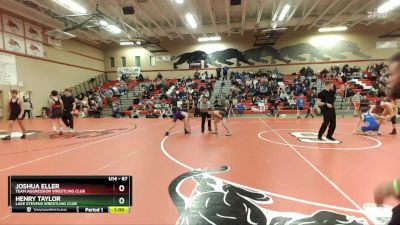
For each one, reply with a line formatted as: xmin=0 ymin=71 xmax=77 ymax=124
xmin=112 ymin=101 xmax=122 ymax=118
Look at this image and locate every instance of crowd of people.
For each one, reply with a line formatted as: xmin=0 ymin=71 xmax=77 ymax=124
xmin=4 ymin=62 xmax=396 ymax=135
xmin=124 ymin=73 xmax=215 ymax=119
xmin=5 ymin=61 xmax=393 ymax=125
xmin=215 ymin=68 xmax=319 ymax=118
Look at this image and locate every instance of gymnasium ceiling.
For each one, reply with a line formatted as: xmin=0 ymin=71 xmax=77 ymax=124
xmin=1 ymin=0 xmax=399 ymax=46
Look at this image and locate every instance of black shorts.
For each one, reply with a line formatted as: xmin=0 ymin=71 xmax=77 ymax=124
xmin=8 ymin=113 xmax=21 ymax=121
xmin=391 ymin=116 xmax=396 ymax=125
xmin=297 ymin=106 xmax=304 ymax=110
xmin=51 ymin=108 xmax=63 ymax=119
xmin=389 ymin=204 xmax=400 ymax=225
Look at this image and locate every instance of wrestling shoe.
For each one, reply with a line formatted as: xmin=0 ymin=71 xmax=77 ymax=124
xmin=327 ymin=136 xmax=336 ymax=141
xmin=2 ymin=136 xmax=11 ymax=140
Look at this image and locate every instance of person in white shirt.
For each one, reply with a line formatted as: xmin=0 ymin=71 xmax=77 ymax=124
xmin=23 ymin=98 xmax=33 ymax=119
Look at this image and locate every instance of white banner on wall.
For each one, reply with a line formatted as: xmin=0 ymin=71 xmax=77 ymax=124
xmin=2 ymin=14 xmax=24 ymax=36
xmin=117 ymin=67 xmax=140 ymax=79
xmin=155 ymin=55 xmax=171 ymax=61
xmin=376 ymin=41 xmax=398 ymax=49
xmin=0 ymin=32 xmax=4 ymax=49
xmin=3 ymin=33 xmax=25 ymax=54
xmin=24 ymin=22 xmax=43 ymax=42
xmin=25 ymin=39 xmax=44 ymax=57
xmin=47 ymin=36 xmax=62 ymax=47
xmin=0 ymin=52 xmax=18 ymax=85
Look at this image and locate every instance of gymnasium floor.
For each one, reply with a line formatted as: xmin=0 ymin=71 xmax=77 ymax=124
xmin=0 ymin=116 xmax=397 ymax=225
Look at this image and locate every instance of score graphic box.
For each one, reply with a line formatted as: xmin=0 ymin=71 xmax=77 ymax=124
xmin=8 ymin=176 xmax=132 ymax=213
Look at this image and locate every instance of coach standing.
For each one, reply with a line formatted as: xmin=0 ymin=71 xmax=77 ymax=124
xmin=61 ymin=88 xmax=76 ymax=132
xmin=317 ymin=81 xmax=336 ymax=141
xmin=199 ymin=96 xmax=212 ymax=133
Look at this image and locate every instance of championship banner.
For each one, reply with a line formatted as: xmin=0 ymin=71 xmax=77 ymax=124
xmin=4 ymin=33 xmax=25 ymax=54
xmin=25 ymin=39 xmax=44 ymax=57
xmin=0 ymin=32 xmax=4 ymax=49
xmin=47 ymin=36 xmax=62 ymax=47
xmin=117 ymin=67 xmax=140 ymax=79
xmin=24 ymin=22 xmax=43 ymax=42
xmin=2 ymin=14 xmax=24 ymax=36
xmin=0 ymin=52 xmax=18 ymax=85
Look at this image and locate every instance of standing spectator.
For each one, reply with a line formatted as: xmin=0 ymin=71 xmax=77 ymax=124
xmin=296 ymin=93 xmax=305 ymax=119
xmin=81 ymin=96 xmax=89 ymax=117
xmin=22 ymin=98 xmax=33 ymax=119
xmin=137 ymin=73 xmax=144 ymax=82
xmin=216 ymin=66 xmax=222 ymax=80
xmin=201 ymin=71 xmax=207 ymax=82
xmin=222 ymin=66 xmax=229 ymax=80
xmin=112 ymin=101 xmax=122 ymax=118
xmin=193 ymin=70 xmax=200 ymax=79
xmin=351 ymin=92 xmax=362 ymax=116
xmin=105 ymin=88 xmax=114 ymax=108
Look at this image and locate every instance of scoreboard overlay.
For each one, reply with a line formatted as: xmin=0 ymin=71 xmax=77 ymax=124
xmin=8 ymin=176 xmax=132 ymax=213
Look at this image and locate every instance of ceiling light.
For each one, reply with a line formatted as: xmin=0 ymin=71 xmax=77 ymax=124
xmin=377 ymin=0 xmax=400 ymax=13
xmin=185 ymin=13 xmax=197 ymax=29
xmin=278 ymin=4 xmax=291 ymax=21
xmin=175 ymin=0 xmax=184 ymax=4
xmin=53 ymin=0 xmax=87 ymax=14
xmin=107 ymin=24 xmax=122 ymax=34
xmin=198 ymin=36 xmax=221 ymax=42
xmin=318 ymin=26 xmax=348 ymax=32
xmin=120 ymin=41 xmax=134 ymax=46
xmin=136 ymin=41 xmax=142 ymax=45
xmin=208 ymin=36 xmax=221 ymax=41
xmin=198 ymin=37 xmax=209 ymax=42
xmin=99 ymin=20 xmax=108 ymax=26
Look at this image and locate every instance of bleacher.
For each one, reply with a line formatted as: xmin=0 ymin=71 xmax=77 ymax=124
xmin=237 ymin=75 xmax=318 ymax=115
xmin=122 ymin=78 xmax=215 ymax=117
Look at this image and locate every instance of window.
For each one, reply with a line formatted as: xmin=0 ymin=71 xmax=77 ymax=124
xmin=110 ymin=57 xmax=115 ymax=67
xmin=135 ymin=56 xmax=141 ymax=67
xmin=150 ymin=56 xmax=156 ymax=67
xmin=121 ymin=56 xmax=127 ymax=67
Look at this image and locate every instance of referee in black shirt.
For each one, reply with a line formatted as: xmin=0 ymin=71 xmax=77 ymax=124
xmin=317 ymin=81 xmax=336 ymax=141
xmin=61 ymin=89 xmax=76 ymax=132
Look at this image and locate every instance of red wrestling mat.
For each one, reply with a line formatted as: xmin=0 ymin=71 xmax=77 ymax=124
xmin=0 ymin=117 xmax=397 ymax=224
